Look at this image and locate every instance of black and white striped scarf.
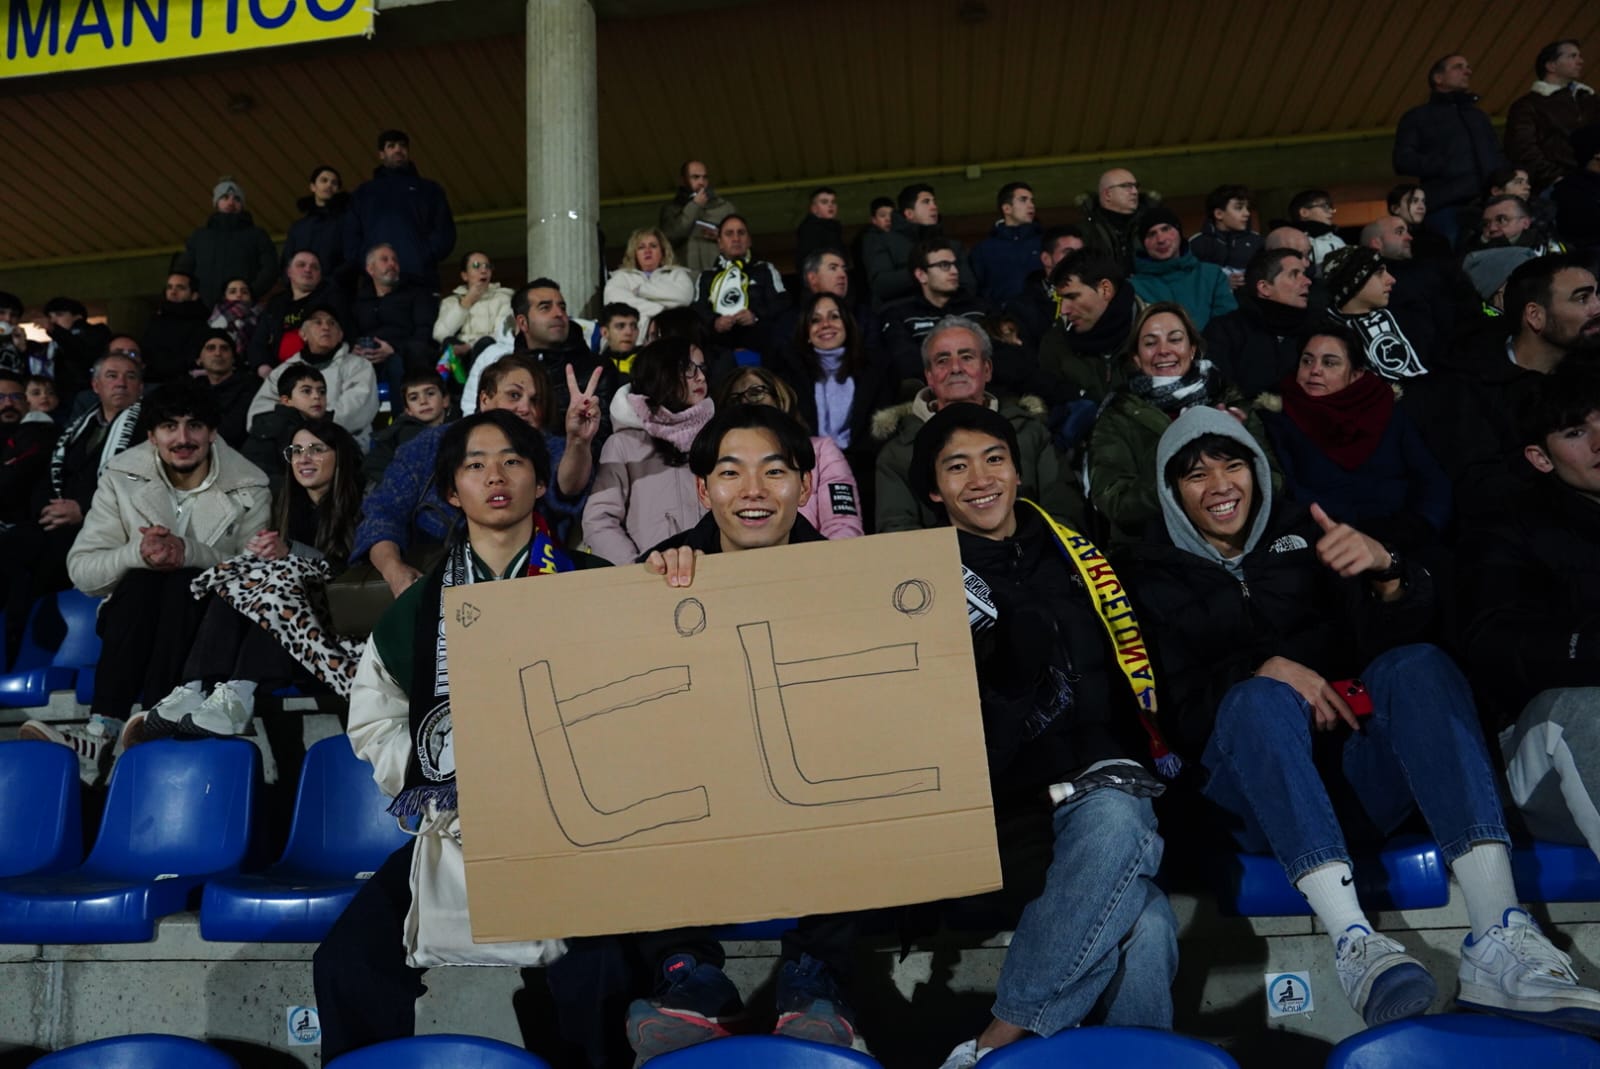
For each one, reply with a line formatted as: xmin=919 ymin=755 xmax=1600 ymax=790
xmin=48 ymin=402 xmax=141 ymax=498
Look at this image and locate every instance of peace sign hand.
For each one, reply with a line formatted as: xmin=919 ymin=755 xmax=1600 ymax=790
xmin=564 ymin=363 xmax=604 ymax=444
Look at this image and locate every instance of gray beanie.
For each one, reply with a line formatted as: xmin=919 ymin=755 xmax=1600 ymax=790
xmin=212 ymin=177 xmax=245 ymax=207
xmin=1462 ymin=246 xmax=1538 ymax=300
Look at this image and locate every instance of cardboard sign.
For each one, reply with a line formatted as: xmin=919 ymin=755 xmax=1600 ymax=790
xmin=444 ymin=529 xmax=1001 ymax=942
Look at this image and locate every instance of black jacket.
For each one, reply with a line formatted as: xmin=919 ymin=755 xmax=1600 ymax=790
xmin=794 ymin=215 xmax=846 ymax=266
xmin=206 ymin=371 xmax=257 ymax=450
xmin=1202 ymin=297 xmax=1309 ymax=397
xmin=174 ymin=210 xmax=279 ymax=306
xmin=1188 ymin=223 xmax=1261 ymax=273
xmin=140 ymin=299 xmax=213 ymax=385
xmin=961 ymin=509 xmax=1145 ymax=800
xmin=1554 ymin=169 xmax=1600 ymax=257
xmin=1464 ymin=480 xmax=1600 ymax=729
xmin=345 ymin=163 xmax=456 ymax=287
xmin=1120 ymin=501 xmax=1435 ymax=759
xmin=248 ymin=282 xmax=351 ymax=372
xmin=284 ymin=192 xmax=353 ymax=286
xmin=518 ymin=327 xmax=624 ymax=454
xmin=1393 ymin=91 xmax=1508 ymax=209
xmin=641 ymin=511 xmax=824 ymax=561
xmin=0 ymin=419 xmax=59 ymax=525
xmin=351 ymin=281 xmax=439 ymax=356
xmin=693 ymin=257 xmax=789 ymax=354
xmin=43 ymin=320 xmax=110 ymax=399
xmin=769 ymin=345 xmax=897 ymax=467
xmin=879 ymin=291 xmax=991 ymax=384
xmin=1003 ymin=270 xmax=1057 ymax=345
xmin=241 ymin=403 xmax=312 ymax=489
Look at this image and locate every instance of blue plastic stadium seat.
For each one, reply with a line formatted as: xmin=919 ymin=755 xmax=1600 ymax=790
xmin=32 ymin=1033 xmax=241 ymax=1067
xmin=0 ymin=738 xmax=258 ymax=942
xmin=983 ymin=1027 xmax=1239 ymax=1067
xmin=201 ymin=735 xmax=410 ymax=941
xmin=377 ymin=379 xmax=391 ymax=403
xmin=711 ymin=917 xmax=800 ymax=941
xmin=326 ymin=1034 xmax=552 ymax=1067
xmin=52 ymin=588 xmax=103 ymax=670
xmin=1326 ymin=1013 xmax=1600 ymax=1067
xmin=0 ymin=594 xmax=77 ymax=707
xmin=1211 ymin=835 xmax=1448 ymax=916
xmin=0 ymin=741 xmax=82 ymax=877
xmin=650 ymin=1036 xmax=882 ymax=1067
xmin=1511 ymin=839 xmax=1600 ymax=903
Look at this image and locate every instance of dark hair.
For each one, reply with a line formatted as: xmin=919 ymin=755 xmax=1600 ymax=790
xmin=221 ymin=277 xmax=252 ymax=298
xmin=274 ymin=419 xmax=363 ymax=566
xmin=1536 ymin=40 xmax=1580 ymax=81
xmin=307 ymin=164 xmax=340 ymax=185
xmin=0 ymin=368 xmax=24 ymax=390
xmin=649 ymin=306 xmax=707 ymax=350
xmin=0 ymin=291 xmax=20 ymax=317
xmin=42 ymin=296 xmax=85 ymax=318
xmin=897 ymin=183 xmax=935 ymax=214
xmin=1427 ymin=53 xmax=1463 ymax=89
xmin=401 ymin=368 xmax=443 ymax=393
xmin=1517 ymin=357 xmax=1600 ymax=448
xmin=200 ymin=327 xmax=237 ymax=352
xmin=1162 ymin=432 xmax=1258 ymax=500
xmin=456 ymin=250 xmax=491 ymax=275
xmin=435 ymin=409 xmax=551 ymax=501
xmin=1040 ymin=224 xmax=1084 ymax=255
xmin=909 ymin=402 xmax=1022 ymax=518
xmin=601 ymin=302 xmax=639 ymax=325
xmin=800 ymin=247 xmax=848 ymax=279
xmin=808 ymin=185 xmax=836 ymax=202
xmin=476 ymin=353 xmax=548 ymax=429
xmin=1050 ymin=248 xmax=1124 ymax=290
xmin=164 ymin=271 xmax=198 ymax=292
xmin=996 ymin=181 xmax=1033 ymax=211
xmin=1484 ymin=193 xmax=1531 ymax=218
xmin=512 ymin=278 xmax=563 ymax=318
xmin=141 ymin=378 xmax=219 ymax=432
xmin=631 ymin=337 xmax=700 ymax=419
xmin=1245 ymin=247 xmax=1305 ymax=294
xmin=23 ymin=373 xmax=53 ymax=390
xmin=713 ymin=365 xmax=802 ymax=423
xmin=1387 ymin=184 xmax=1422 ymax=212
xmin=376 ymin=128 xmax=409 ymax=150
xmin=277 ymin=364 xmax=326 ymax=399
xmin=1297 ymin=323 xmax=1371 ymax=371
xmin=1205 ymin=184 xmax=1251 ymax=221
xmin=1486 ymin=167 xmax=1530 ymax=197
xmin=1288 ymin=189 xmax=1332 ymax=217
xmin=717 ymin=214 xmax=748 ymax=237
xmin=870 ymin=196 xmax=894 ymax=214
xmin=913 ymin=237 xmax=956 ymax=274
xmin=687 ymin=404 xmax=815 ymax=479
xmin=1506 ymin=253 xmax=1596 ymax=334
xmin=791 ymin=292 xmax=865 ymax=385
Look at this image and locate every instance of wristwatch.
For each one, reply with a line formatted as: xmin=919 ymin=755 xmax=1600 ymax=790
xmin=1368 ymin=544 xmax=1404 ymax=582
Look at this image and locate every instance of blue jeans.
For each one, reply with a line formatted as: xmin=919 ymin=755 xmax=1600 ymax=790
xmin=992 ymin=788 xmax=1177 ymax=1035
xmin=1200 ymin=643 xmax=1508 ymax=883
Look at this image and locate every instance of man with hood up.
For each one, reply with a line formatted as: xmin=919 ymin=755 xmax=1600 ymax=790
xmin=1120 ymin=405 xmax=1600 ymax=1033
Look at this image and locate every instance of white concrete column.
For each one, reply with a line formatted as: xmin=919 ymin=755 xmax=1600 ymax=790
xmin=526 ymin=0 xmax=600 ymax=313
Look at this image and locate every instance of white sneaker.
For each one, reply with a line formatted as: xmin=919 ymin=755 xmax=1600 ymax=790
xmin=1335 ymin=925 xmax=1436 ymax=1027
xmin=20 ymin=715 xmax=124 ymax=784
xmin=144 ymin=683 xmax=204 ymax=738
xmin=185 ymin=682 xmax=254 ymax=737
xmin=936 ymin=1038 xmax=992 ymax=1069
xmin=1458 ymin=908 xmax=1600 ymax=1033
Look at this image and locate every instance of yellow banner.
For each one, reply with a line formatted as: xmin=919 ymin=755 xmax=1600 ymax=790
xmin=4 ymin=0 xmax=374 ymax=78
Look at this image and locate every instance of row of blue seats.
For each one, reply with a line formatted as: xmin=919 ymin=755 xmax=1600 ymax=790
xmin=0 ymin=589 xmax=103 ymax=707
xmin=3 ymin=734 xmax=1600 ymax=947
xmin=29 ymin=1017 xmax=1600 ymax=1068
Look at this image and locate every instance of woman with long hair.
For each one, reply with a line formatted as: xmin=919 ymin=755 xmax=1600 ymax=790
xmin=715 ymin=366 xmax=864 ymax=538
xmin=603 ymin=226 xmax=698 ymax=340
xmin=772 ymin=291 xmax=893 ymax=485
xmin=582 ymin=337 xmax=714 ymax=563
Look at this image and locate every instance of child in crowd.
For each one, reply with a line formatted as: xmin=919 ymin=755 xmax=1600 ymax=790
xmin=23 ymin=374 xmax=63 ymax=426
xmin=599 ymin=302 xmax=640 ymax=377
xmin=209 ymin=277 xmax=261 ymax=356
xmin=244 ymin=364 xmax=328 ymax=486
xmin=365 ymin=369 xmax=454 ymax=485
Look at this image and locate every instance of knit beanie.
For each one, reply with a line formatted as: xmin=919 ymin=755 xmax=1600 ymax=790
xmin=213 ymin=177 xmax=245 ymax=207
xmin=1462 ymin=246 xmax=1539 ymax=300
xmin=910 ymin=402 xmax=1020 ymax=515
xmin=1322 ymin=246 xmax=1384 ymax=309
xmin=1139 ymin=205 xmax=1185 ymax=243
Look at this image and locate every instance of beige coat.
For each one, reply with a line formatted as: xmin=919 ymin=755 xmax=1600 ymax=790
xmin=247 ymin=345 xmax=380 ymax=446
xmin=67 ymin=440 xmax=271 ymax=597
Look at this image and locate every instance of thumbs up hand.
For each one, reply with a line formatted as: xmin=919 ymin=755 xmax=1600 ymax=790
xmin=1310 ymin=503 xmax=1393 ymax=578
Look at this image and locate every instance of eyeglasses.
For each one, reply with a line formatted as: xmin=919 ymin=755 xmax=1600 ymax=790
xmin=730 ymin=384 xmax=772 ymax=404
xmin=684 ymin=362 xmax=708 ymax=380
xmin=924 ymin=260 xmax=959 ymax=272
xmin=468 ymin=261 xmax=491 ymax=270
xmin=1106 ymin=181 xmax=1138 ymax=192
xmin=283 ymin=443 xmax=333 ymax=460
xmin=1306 ymin=202 xmax=1335 ymax=212
xmin=0 ymin=392 xmax=24 ymax=403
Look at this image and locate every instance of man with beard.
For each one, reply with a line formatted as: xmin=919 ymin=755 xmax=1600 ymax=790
xmin=141 ymin=273 xmax=214 ymax=385
xmin=345 ymin=130 xmax=456 ymax=289
xmin=1203 ymin=249 xmax=1313 ymax=396
xmin=196 ymin=329 xmax=256 ymax=450
xmin=659 ymin=160 xmax=737 ymax=274
xmin=62 ymin=380 xmax=269 ymax=734
xmin=1410 ymin=253 xmax=1600 ymax=525
xmin=350 ymin=242 xmax=439 ymax=402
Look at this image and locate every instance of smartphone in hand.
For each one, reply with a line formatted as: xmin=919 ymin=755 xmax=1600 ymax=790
xmin=1333 ymin=678 xmax=1374 ymax=717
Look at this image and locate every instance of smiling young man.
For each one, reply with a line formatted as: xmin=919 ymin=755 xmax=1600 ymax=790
xmin=1120 ymin=405 xmax=1600 ymax=1032
xmin=905 ymin=403 xmax=1180 ymax=1068
xmin=1129 ymin=206 xmax=1237 ymax=329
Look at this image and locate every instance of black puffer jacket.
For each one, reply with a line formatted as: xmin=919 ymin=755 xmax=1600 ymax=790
xmin=174 ymin=211 xmax=278 ymax=306
xmin=140 ymin=299 xmax=213 ymax=384
xmin=1202 ymin=297 xmax=1309 ymax=397
xmin=1393 ymin=91 xmax=1507 ymax=209
xmin=284 ymin=192 xmax=353 ymax=284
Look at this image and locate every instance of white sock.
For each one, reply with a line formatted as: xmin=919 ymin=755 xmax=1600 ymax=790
xmin=1296 ymin=862 xmax=1373 ymax=949
xmin=1451 ymin=842 xmax=1521 ymax=940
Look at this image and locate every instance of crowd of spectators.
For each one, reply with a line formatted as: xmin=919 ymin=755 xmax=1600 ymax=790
xmin=5 ymin=39 xmax=1600 ymax=1069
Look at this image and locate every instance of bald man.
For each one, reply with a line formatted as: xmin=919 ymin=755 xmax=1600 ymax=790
xmin=1076 ymin=168 xmax=1157 ymax=272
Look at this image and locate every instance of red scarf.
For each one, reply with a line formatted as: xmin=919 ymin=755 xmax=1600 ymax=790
xmin=1278 ymin=371 xmax=1393 ymax=471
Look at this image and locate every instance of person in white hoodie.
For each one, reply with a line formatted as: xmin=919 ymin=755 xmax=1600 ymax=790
xmin=248 ymin=303 xmax=379 ymax=446
xmin=431 ymin=250 xmax=515 ymax=351
xmin=602 ymin=227 xmax=697 ymax=340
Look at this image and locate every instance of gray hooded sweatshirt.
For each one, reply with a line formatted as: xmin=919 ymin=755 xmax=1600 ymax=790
xmin=1154 ymin=406 xmax=1277 ymax=578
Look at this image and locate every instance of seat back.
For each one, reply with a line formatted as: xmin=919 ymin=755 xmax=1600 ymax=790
xmin=32 ymin=1033 xmax=240 ymax=1068
xmin=10 ymin=594 xmax=61 ymax=673
xmin=0 ymin=741 xmax=82 ymax=877
xmin=51 ymin=589 xmax=103 ymax=669
xmin=1326 ymin=1014 xmax=1600 ymax=1068
xmin=649 ymin=1036 xmax=883 ymax=1067
xmin=983 ymin=1028 xmax=1239 ymax=1067
xmin=279 ymin=735 xmax=409 ymax=874
xmin=85 ymin=739 xmax=258 ymax=879
xmin=326 ymin=1034 xmax=552 ymax=1067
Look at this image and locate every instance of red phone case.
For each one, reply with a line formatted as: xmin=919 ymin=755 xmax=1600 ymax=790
xmin=1333 ymin=678 xmax=1375 ymax=717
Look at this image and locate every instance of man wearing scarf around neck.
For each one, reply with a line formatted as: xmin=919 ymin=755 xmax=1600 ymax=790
xmin=1037 ymin=248 xmax=1145 ymax=407
xmin=693 ymin=215 xmax=786 ymax=356
xmin=911 ymin=403 xmax=1179 ymax=1069
xmin=1203 ymin=249 xmax=1315 ymax=397
xmin=316 ymin=410 xmax=611 ymax=1063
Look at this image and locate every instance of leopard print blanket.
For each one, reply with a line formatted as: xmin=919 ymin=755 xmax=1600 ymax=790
xmin=190 ymin=554 xmax=363 ymax=698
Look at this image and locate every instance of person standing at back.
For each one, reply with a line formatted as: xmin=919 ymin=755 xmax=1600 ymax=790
xmin=345 ymin=130 xmax=456 ymax=290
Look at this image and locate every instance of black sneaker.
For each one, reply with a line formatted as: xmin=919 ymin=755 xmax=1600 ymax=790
xmin=625 ymin=954 xmax=743 ymax=1063
xmin=773 ymin=953 xmax=856 ymax=1047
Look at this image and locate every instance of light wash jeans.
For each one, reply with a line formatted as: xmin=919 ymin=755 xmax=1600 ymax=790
xmin=992 ymin=788 xmax=1177 ymax=1035
xmin=1200 ymin=643 xmax=1508 ymax=883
